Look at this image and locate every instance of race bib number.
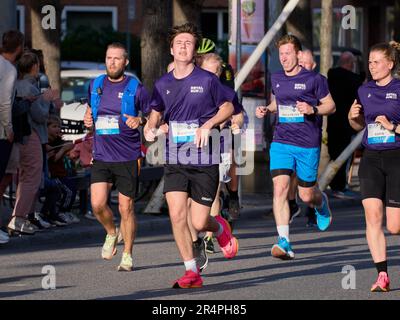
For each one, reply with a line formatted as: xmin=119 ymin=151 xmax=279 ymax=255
xmin=170 ymin=120 xmax=199 ymax=143
xmin=367 ymin=123 xmax=395 ymax=144
xmin=278 ymin=104 xmax=304 ymax=123
xmin=95 ymin=115 xmax=120 ymax=135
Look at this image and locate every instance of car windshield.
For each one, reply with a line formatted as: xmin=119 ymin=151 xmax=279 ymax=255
xmin=61 ymin=77 xmax=91 ymax=103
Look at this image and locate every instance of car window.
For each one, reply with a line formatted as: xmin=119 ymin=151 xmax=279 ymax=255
xmin=61 ymin=77 xmax=91 ymax=103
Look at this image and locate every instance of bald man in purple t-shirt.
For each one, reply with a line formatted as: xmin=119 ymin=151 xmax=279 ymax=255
xmin=144 ymin=23 xmax=238 ymax=289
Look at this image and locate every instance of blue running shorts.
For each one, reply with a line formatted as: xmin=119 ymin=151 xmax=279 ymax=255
xmin=269 ymin=142 xmax=320 ymax=187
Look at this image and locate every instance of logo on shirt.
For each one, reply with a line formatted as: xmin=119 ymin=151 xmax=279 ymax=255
xmin=276 ymin=84 xmax=280 ymax=88
xmin=367 ymin=93 xmax=371 ymax=98
xmin=118 ymin=92 xmax=124 ymax=99
xmin=166 ymin=90 xmax=170 ymax=95
xmin=190 ymin=86 xmax=204 ymax=93
xmin=386 ymin=93 xmax=397 ymax=100
xmin=294 ymin=83 xmax=306 ymax=90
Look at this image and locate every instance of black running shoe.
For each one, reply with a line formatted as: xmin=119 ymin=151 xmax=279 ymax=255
xmin=204 ymin=235 xmax=215 ymax=254
xmin=289 ymin=202 xmax=301 ymax=224
xmin=193 ymin=238 xmax=208 ymax=272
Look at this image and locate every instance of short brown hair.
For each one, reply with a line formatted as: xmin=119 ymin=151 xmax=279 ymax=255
xmin=1 ymin=30 xmax=24 ymax=54
xmin=276 ymin=34 xmax=302 ymax=53
xmin=168 ymin=22 xmax=202 ymax=49
xmin=48 ymin=114 xmax=61 ymax=127
xmin=17 ymin=51 xmax=39 ymax=77
xmin=106 ymin=42 xmax=128 ymax=59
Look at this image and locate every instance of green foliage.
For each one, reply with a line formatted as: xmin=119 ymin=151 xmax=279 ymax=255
xmin=61 ymin=26 xmax=142 ymax=78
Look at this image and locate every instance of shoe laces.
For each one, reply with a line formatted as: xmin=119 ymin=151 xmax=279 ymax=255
xmin=104 ymin=234 xmax=117 ymax=248
xmin=376 ymin=272 xmax=389 ymax=285
xmin=121 ymin=252 xmax=132 ymax=266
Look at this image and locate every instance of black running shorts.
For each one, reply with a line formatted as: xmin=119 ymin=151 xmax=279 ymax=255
xmin=163 ymin=164 xmax=219 ymax=207
xmin=91 ymin=159 xmax=139 ymax=199
xmin=359 ymin=149 xmax=400 ymax=207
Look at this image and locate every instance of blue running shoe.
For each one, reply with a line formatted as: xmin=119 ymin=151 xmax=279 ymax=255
xmin=314 ymin=192 xmax=332 ymax=231
xmin=271 ymin=237 xmax=295 ymax=260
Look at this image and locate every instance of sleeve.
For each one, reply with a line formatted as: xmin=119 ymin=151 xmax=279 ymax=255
xmin=0 ymin=68 xmax=17 ymax=131
xmin=30 ymin=97 xmax=50 ymax=124
xmin=314 ymin=74 xmax=330 ymax=101
xmin=210 ymin=75 xmax=235 ymax=108
xmin=135 ymin=84 xmax=151 ymax=115
xmin=149 ymin=83 xmax=165 ymax=113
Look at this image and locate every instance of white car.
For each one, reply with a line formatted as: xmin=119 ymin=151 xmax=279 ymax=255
xmin=60 ymin=69 xmax=139 ymax=141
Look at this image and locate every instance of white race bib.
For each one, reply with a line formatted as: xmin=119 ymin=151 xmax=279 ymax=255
xmin=170 ymin=120 xmax=199 ymax=143
xmin=95 ymin=115 xmax=120 ymax=135
xmin=278 ymin=104 xmax=304 ymax=123
xmin=367 ymin=123 xmax=395 ymax=144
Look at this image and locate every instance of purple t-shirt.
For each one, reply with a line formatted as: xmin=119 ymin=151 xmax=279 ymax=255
xmin=271 ymin=68 xmax=330 ymax=148
xmin=150 ymin=66 xmax=234 ymax=165
xmin=358 ymin=79 xmax=400 ymax=151
xmin=89 ymin=76 xmax=150 ymax=162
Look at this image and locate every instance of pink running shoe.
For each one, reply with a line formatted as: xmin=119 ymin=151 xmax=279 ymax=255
xmin=371 ymin=272 xmax=390 ymax=292
xmin=215 ymin=216 xmax=239 ymax=259
xmin=172 ymin=270 xmax=203 ymax=289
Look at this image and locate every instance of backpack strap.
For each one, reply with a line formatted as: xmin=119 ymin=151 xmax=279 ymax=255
xmin=121 ymin=76 xmax=139 ymax=123
xmin=90 ymin=74 xmax=107 ymax=122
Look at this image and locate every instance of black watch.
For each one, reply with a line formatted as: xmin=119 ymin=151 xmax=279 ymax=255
xmin=312 ymin=106 xmax=319 ymax=115
xmin=393 ymin=123 xmax=398 ymax=132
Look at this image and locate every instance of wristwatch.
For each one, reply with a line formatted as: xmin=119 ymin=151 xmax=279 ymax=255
xmin=392 ymin=123 xmax=398 ymax=132
xmin=312 ymin=106 xmax=319 ymax=115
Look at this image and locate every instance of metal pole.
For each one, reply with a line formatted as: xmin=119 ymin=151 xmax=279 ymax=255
xmin=234 ymin=0 xmax=299 ymax=91
xmin=318 ymin=129 xmax=365 ymax=191
xmin=235 ymin=0 xmax=242 ymax=100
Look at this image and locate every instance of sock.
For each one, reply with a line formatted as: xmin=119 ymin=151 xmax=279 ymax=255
xmin=184 ymin=259 xmax=198 ymax=273
xmin=214 ymin=222 xmax=224 ymax=237
xmin=277 ymin=225 xmax=290 ymax=242
xmin=193 ymin=238 xmax=202 ymax=246
xmin=375 ymin=261 xmax=388 ymax=275
xmin=229 ymin=190 xmax=238 ymax=201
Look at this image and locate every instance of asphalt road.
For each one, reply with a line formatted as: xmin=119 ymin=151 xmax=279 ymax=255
xmin=1 ymin=194 xmax=399 ymax=302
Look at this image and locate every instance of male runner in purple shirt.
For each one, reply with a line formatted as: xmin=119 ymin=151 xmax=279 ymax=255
xmin=256 ymin=34 xmax=336 ymax=260
xmin=144 ymin=23 xmax=238 ymax=289
xmin=84 ymin=42 xmax=149 ymax=272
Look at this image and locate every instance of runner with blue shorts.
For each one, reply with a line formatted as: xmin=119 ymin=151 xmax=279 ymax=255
xmin=256 ymin=34 xmax=336 ymax=260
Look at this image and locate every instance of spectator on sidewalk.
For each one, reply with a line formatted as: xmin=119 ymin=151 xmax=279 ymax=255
xmin=45 ymin=114 xmax=79 ymax=225
xmin=327 ymin=52 xmax=364 ymax=199
xmin=0 ymin=30 xmax=24 ymax=243
xmin=7 ymin=51 xmax=56 ymax=235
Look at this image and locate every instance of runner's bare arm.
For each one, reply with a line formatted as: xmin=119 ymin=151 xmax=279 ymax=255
xmin=348 ymin=99 xmax=365 ymax=132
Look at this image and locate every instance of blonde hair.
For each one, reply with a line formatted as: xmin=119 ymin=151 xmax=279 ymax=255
xmin=371 ymin=41 xmax=400 ymax=77
xmin=199 ymin=53 xmax=223 ymax=77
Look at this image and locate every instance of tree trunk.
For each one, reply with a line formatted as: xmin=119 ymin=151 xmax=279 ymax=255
xmin=30 ymin=0 xmax=61 ymax=92
xmin=141 ymin=0 xmax=172 ymax=92
xmin=285 ymin=0 xmax=313 ymax=50
xmin=319 ymin=0 xmax=333 ymax=176
xmin=173 ymin=0 xmax=205 ymax=26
